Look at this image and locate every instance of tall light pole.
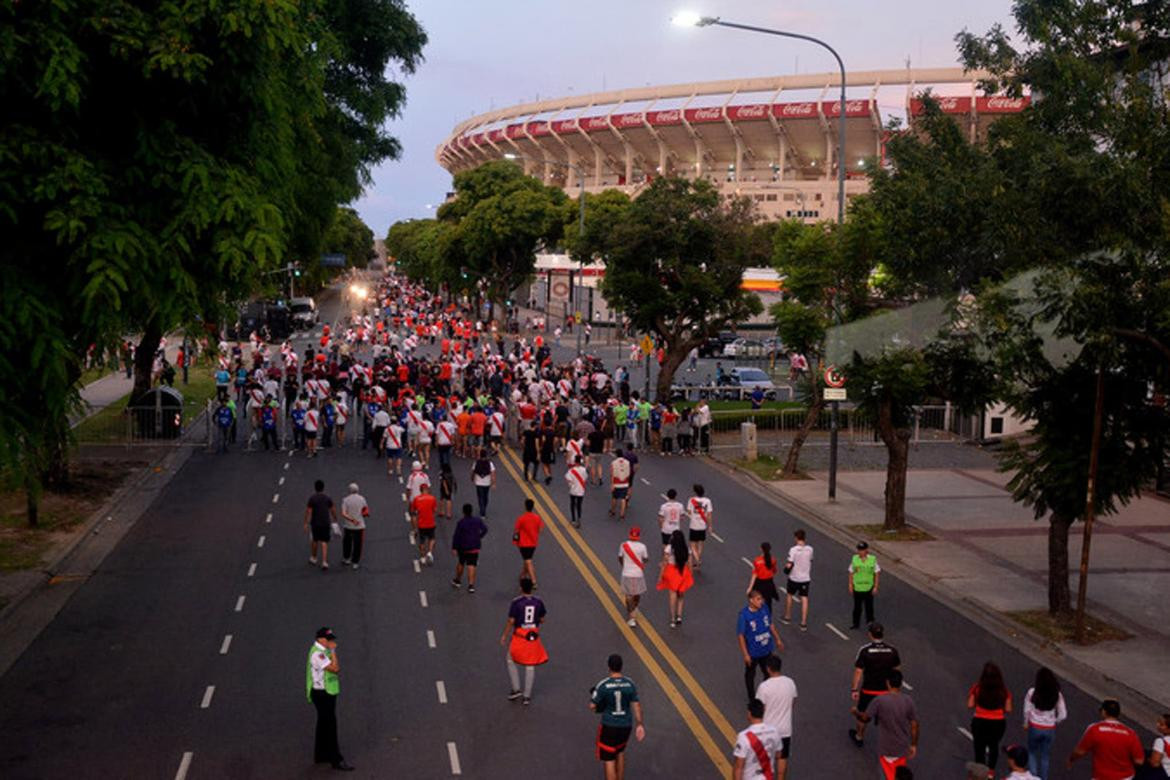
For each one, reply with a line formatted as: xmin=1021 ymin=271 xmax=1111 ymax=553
xmin=503 ymin=153 xmax=588 ymax=355
xmin=675 ymin=12 xmax=847 ymax=500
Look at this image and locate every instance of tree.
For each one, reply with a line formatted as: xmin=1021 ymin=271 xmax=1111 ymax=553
xmin=582 ymin=177 xmax=763 ymax=402
xmin=386 ymin=218 xmax=454 ymax=288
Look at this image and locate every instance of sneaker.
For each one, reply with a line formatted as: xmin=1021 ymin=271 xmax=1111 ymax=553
xmin=521 ymin=696 xmax=532 ymax=706
xmin=507 ymin=690 xmax=523 ymax=701
xmin=848 ymin=728 xmax=864 ymax=747
xmin=321 ymin=563 xmax=329 ymax=571
xmin=676 ymin=617 xmax=683 ymax=626
xmin=426 ymin=552 xmax=434 ymax=565
xmin=669 ymin=619 xmax=677 ymax=629
xmin=309 ymin=556 xmax=317 ymax=565
xmin=799 ymin=623 xmax=807 ymax=632
xmin=468 ymin=585 xmax=476 ymax=593
xmin=341 ymin=559 xmax=351 ymax=566
xmin=780 ymin=617 xmax=792 ymax=625
xmin=352 ymin=564 xmax=359 ymax=571
xmin=627 ymin=618 xmax=637 ymax=627
xmin=451 ymin=579 xmax=461 ymax=589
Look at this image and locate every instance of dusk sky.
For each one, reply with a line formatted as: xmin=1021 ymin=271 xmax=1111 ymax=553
xmin=354 ymin=0 xmax=1017 ymax=237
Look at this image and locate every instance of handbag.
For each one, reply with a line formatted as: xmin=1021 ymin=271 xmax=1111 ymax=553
xmin=331 ymin=522 xmax=342 ymax=538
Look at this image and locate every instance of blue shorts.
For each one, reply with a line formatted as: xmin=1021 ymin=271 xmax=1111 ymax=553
xmin=386 ymin=448 xmax=401 ymax=459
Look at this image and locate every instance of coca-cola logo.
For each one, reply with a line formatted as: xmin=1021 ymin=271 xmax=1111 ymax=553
xmin=689 ymin=107 xmax=723 ymax=121
xmin=649 ymin=110 xmax=681 ymax=124
xmin=506 ymin=124 xmax=524 ymax=137
xmin=825 ymin=100 xmax=867 ymax=116
xmin=780 ymin=102 xmax=816 ymax=117
xmin=584 ymin=117 xmax=609 ymax=130
xmin=985 ymin=96 xmax=1026 ymax=110
xmin=488 ymin=130 xmax=504 ymax=141
xmin=527 ymin=122 xmax=549 ymax=135
xmin=731 ymin=104 xmax=768 ymax=119
xmin=614 ymin=113 xmax=644 ymax=127
xmin=552 ymin=120 xmax=578 ymax=132
xmin=937 ymin=97 xmax=961 ymax=111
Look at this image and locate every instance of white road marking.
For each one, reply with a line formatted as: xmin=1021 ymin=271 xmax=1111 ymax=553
xmin=957 ymin=727 xmax=973 ymax=741
xmin=272 ymin=493 xmax=280 ymax=504
xmin=640 ymin=477 xmax=651 ymax=485
xmin=247 ymin=563 xmax=257 ymax=578
xmin=427 ymin=630 xmax=436 ymax=648
xmin=409 ymin=531 xmax=417 ymax=545
xmin=265 ymin=512 xmax=272 ymax=524
xmin=825 ymin=623 xmax=850 ymax=641
xmin=200 ymin=685 xmax=215 ymax=709
xmin=419 ymin=590 xmax=428 ymax=608
xmin=710 ymin=531 xmax=725 ymax=543
xmin=413 ymin=559 xmax=421 ymax=574
xmin=404 ymin=511 xmax=411 ymax=522
xmin=902 ymin=681 xmax=913 ymax=691
xmin=174 ymin=752 xmax=194 ymax=780
xmin=220 ymin=634 xmax=232 ymax=655
xmin=447 ymin=742 xmax=462 ymax=775
xmin=659 ymin=493 xmax=669 ymax=500
xmin=278 ymin=476 xmax=285 ymax=486
xmin=257 ymin=536 xmax=265 ymax=548
xmin=436 ymin=680 xmax=448 ymax=704
xmin=235 ymin=595 xmax=246 ymax=612
xmin=287 ymin=450 xmax=294 ymax=458
xmin=398 ymin=476 xmax=404 ymax=484
xmin=401 ymin=493 xmax=407 ymax=502
xmin=741 ymin=557 xmax=753 ymax=567
xmin=283 ymin=462 xmax=290 ymax=470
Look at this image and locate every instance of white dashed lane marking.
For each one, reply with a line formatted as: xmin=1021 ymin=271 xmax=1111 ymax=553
xmin=903 ymin=681 xmax=914 ymax=691
xmin=247 ymin=563 xmax=257 ymax=578
xmin=272 ymin=493 xmax=280 ymax=504
xmin=709 ymin=531 xmax=725 ymax=543
xmin=436 ymin=680 xmax=448 ymax=704
xmin=427 ymin=630 xmax=436 ymax=648
xmin=825 ymin=623 xmax=850 ymax=641
xmin=234 ymin=595 xmax=246 ymax=612
xmin=957 ymin=727 xmax=973 ymax=740
xmin=220 ymin=635 xmax=232 ymax=655
xmin=257 ymin=536 xmax=266 ymax=548
xmin=200 ymin=685 xmax=215 ymax=709
xmin=278 ymin=476 xmax=285 ymax=486
xmin=413 ymin=560 xmax=421 ymax=574
xmin=419 ymin=590 xmax=428 ymax=608
xmin=174 ymin=752 xmax=194 ymax=780
xmin=740 ymin=557 xmax=753 ymax=567
xmin=447 ymin=742 xmax=462 ymax=775
xmin=640 ymin=477 xmax=651 ymax=485
xmin=265 ymin=512 xmax=272 ymax=524
xmin=284 ymin=462 xmax=290 ymax=470
xmin=401 ymin=493 xmax=407 ymax=502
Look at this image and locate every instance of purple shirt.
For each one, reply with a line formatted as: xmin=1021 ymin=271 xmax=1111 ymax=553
xmin=508 ymin=595 xmax=546 ymax=629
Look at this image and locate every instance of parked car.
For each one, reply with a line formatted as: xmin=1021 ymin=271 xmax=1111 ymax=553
xmin=718 ymin=366 xmax=778 ymax=400
xmin=698 ymin=331 xmax=738 ymax=358
xmin=722 ymin=338 xmax=766 ymax=357
xmin=289 ymin=296 xmax=319 ymax=330
xmin=762 ymin=337 xmax=784 ymax=357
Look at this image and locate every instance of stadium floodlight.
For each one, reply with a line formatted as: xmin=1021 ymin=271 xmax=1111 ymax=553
xmin=671 ymin=11 xmax=716 ymax=27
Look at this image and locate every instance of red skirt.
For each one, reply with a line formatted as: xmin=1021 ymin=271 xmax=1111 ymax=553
xmin=509 ymin=628 xmax=549 ymax=666
xmin=657 ymin=563 xmax=694 ymax=593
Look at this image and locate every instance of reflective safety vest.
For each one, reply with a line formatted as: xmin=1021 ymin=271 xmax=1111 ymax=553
xmin=306 ymin=645 xmax=340 ymax=700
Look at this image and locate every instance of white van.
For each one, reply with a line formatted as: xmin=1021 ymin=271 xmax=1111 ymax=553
xmin=289 ymin=297 xmax=318 ymax=330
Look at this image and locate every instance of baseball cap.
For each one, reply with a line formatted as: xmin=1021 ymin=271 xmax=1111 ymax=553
xmin=1003 ymin=744 xmax=1028 ymax=767
xmin=856 ymin=541 xmax=869 ymax=550
xmin=315 ymin=627 xmax=337 ymax=640
xmin=412 ymin=460 xmax=422 ymax=470
xmin=628 ymin=527 xmax=641 ymax=540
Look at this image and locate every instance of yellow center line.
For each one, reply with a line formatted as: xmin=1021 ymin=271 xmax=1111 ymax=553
xmin=500 ymin=449 xmax=737 ymax=744
xmin=496 ymin=449 xmax=732 ymax=778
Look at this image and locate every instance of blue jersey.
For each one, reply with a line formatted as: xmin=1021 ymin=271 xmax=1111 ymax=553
xmin=737 ymin=605 xmax=775 ymax=658
xmin=322 ymin=404 xmax=336 ymax=426
xmin=592 ymin=676 xmax=639 ymax=728
xmin=291 ymin=408 xmax=306 ymax=430
xmin=261 ymin=406 xmax=276 ymax=430
xmin=215 ymin=406 xmax=233 ymax=428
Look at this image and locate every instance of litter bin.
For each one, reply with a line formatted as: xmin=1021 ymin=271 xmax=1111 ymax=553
xmin=131 ymin=386 xmax=184 ymax=440
xmin=741 ymin=421 xmax=758 ymax=462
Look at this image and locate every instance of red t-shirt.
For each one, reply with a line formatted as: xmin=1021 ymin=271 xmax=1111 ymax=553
xmin=968 ymin=683 xmax=1012 ymax=720
xmin=513 ymin=511 xmax=543 ymax=548
xmin=411 ymin=494 xmax=438 ymax=529
xmin=469 ymin=412 xmax=487 ymax=436
xmin=752 ymin=555 xmax=777 ymax=580
xmin=1074 ymin=720 xmax=1144 ymax=780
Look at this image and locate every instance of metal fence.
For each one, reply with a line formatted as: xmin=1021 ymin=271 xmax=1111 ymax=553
xmin=705 ymin=404 xmax=972 ymax=450
xmin=670 ymin=383 xmax=796 ymax=403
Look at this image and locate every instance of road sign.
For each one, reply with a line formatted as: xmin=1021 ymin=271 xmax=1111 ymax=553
xmin=321 ymin=253 xmax=346 ymax=268
xmin=824 ymin=388 xmax=847 ymax=401
xmin=574 ymin=312 xmax=582 ymax=324
xmin=640 ymin=335 xmax=654 ymax=355
xmin=824 ymin=365 xmax=846 ymax=388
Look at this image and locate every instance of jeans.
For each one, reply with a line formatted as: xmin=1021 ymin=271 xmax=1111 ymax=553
xmin=342 ymin=528 xmax=364 ymax=564
xmin=851 ymin=590 xmax=875 ymax=628
xmin=971 ymin=717 xmax=1006 ymax=770
xmin=476 ymin=485 xmax=491 ymax=517
xmin=569 ymin=495 xmax=583 ymax=525
xmin=744 ymin=655 xmax=771 ymax=701
xmin=1026 ymin=726 xmax=1055 ymax=779
xmin=217 ymin=426 xmax=230 ymax=453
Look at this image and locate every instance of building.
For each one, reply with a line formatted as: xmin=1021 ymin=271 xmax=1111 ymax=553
xmin=436 ymin=68 xmax=1029 ymax=221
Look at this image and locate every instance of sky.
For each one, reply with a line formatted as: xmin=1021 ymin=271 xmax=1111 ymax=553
xmin=354 ymin=0 xmax=1018 ymax=237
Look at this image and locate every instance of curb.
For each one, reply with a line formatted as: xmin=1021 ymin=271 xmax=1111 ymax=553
xmin=708 ymin=456 xmax=1168 ymax=728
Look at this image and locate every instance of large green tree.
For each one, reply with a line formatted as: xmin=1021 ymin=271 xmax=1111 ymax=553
xmin=581 ymin=177 xmax=764 ymax=402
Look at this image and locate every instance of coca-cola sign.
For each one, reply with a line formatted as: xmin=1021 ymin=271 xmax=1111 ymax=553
xmin=526 ymin=121 xmax=550 ymax=137
xmin=505 ymin=123 xmax=525 ymax=138
xmin=551 ymin=119 xmax=579 ymax=133
xmin=613 ymin=112 xmax=645 ymax=128
xmin=583 ymin=116 xmax=610 ymax=131
xmin=647 ymin=110 xmax=682 ymax=126
xmin=822 ymin=100 xmax=869 ymax=117
xmin=685 ymin=106 xmax=724 ymax=123
xmin=728 ymin=104 xmax=769 ymax=121
xmin=776 ymin=102 xmax=817 ymax=118
xmin=977 ymin=95 xmax=1030 ymax=113
xmin=909 ymin=96 xmax=973 ymax=115
xmin=487 ymin=129 xmax=504 ymax=142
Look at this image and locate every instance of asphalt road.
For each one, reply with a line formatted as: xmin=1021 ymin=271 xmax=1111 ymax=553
xmin=0 ymin=286 xmax=1138 ymax=779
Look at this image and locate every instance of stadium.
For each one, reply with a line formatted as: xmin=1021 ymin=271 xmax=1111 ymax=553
xmin=435 ymin=67 xmax=1028 ymax=221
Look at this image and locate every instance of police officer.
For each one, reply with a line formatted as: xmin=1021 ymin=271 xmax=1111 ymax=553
xmin=306 ymin=627 xmax=355 ymax=771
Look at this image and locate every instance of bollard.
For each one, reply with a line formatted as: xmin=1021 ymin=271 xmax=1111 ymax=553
xmin=741 ymin=421 xmax=758 ymax=462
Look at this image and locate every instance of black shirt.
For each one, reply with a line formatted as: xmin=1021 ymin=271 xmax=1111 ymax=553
xmin=855 ymin=641 xmax=901 ymax=693
xmin=307 ymin=492 xmax=333 ymax=529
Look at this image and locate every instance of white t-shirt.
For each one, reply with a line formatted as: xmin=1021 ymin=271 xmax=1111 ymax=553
xmin=732 ymin=723 xmax=781 ymax=780
xmin=436 ymin=420 xmax=456 ymax=447
xmin=1153 ymin=736 xmax=1170 ymax=773
xmin=373 ymin=409 xmax=391 ymax=428
xmin=418 ymin=420 xmax=434 ymax=444
xmin=472 ymin=462 xmax=496 ymax=487
xmin=340 ymin=493 xmax=368 ymax=530
xmin=610 ymin=458 xmax=631 ymax=488
xmin=786 ymin=543 xmax=814 ymax=582
xmin=687 ymin=496 xmax=713 ymax=531
xmin=383 ymin=423 xmax=404 ymax=451
xmin=756 ymin=675 xmax=798 ymax=738
xmin=565 ymin=466 xmax=588 ymax=497
xmin=658 ymin=500 xmax=685 ymax=535
xmin=304 ymin=409 xmax=319 ymax=433
xmin=618 ymin=540 xmax=649 ymax=578
xmin=406 ymin=470 xmax=430 ymax=500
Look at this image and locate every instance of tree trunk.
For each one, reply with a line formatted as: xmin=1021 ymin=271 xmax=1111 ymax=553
xmin=876 ymin=396 xmax=912 ymax=531
xmin=782 ymin=366 xmax=824 ymax=477
xmin=655 ymin=344 xmax=690 ymax=403
xmin=24 ymin=472 xmax=41 ymax=529
xmin=133 ymin=318 xmax=163 ymax=401
xmin=1048 ymin=511 xmax=1075 ymax=615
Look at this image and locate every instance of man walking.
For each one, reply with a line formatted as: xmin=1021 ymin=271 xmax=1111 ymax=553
xmin=1067 ymin=699 xmax=1143 ymax=779
xmin=849 ymin=622 xmax=901 ymax=747
xmin=737 ymin=590 xmax=784 ymax=702
xmin=512 ymin=499 xmax=543 ymax=587
xmin=565 ymin=455 xmax=588 ymax=528
xmin=756 ymin=655 xmax=797 ymax=780
xmin=851 ymin=669 xmax=918 ymax=780
xmin=732 ymin=698 xmax=781 ymax=780
xmin=782 ymin=529 xmax=813 ymax=631
xmin=618 ymin=527 xmax=649 ymax=627
xmin=591 ymin=653 xmax=646 ymax=780
xmin=410 ymin=482 xmax=438 ymax=566
xmin=304 ymin=480 xmax=337 ymax=571
xmin=339 ymin=483 xmax=368 ymax=570
xmin=306 ymin=627 xmax=354 ymax=771
xmin=501 ymin=577 xmax=547 ymax=705
xmin=849 ymin=541 xmax=880 ymax=629
xmin=608 ymin=448 xmax=631 ymax=520
xmin=451 ymin=503 xmax=488 ymax=593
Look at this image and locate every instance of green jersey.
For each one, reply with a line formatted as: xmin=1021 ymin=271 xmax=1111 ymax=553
xmin=591 ymin=675 xmax=639 ymax=728
xmin=850 ymin=554 xmax=879 ymax=592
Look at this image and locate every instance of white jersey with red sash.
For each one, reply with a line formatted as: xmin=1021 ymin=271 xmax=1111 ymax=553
xmin=566 ymin=465 xmax=588 ymax=497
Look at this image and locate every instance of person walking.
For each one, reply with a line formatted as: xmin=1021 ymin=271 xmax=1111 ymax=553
xmin=848 ymin=541 xmax=880 ymax=629
xmin=850 ymin=669 xmax=918 ymax=780
xmin=501 ymin=577 xmax=547 ymax=706
xmin=968 ymin=661 xmax=1013 ymax=774
xmin=755 ymin=655 xmax=797 ymax=780
xmin=1003 ymin=745 xmax=1042 ymax=780
xmin=410 ymin=482 xmax=438 ymax=566
xmin=618 ymin=527 xmax=649 ymax=627
xmin=513 ymin=498 xmax=543 ymax=587
xmin=1022 ymin=667 xmax=1067 ymax=780
xmin=522 ymin=420 xmax=541 ymax=482
xmin=438 ymin=462 xmax=457 ymax=519
xmin=732 ymin=698 xmax=781 ymax=780
xmin=591 ymin=653 xmax=646 ymax=780
xmin=1067 ymin=699 xmax=1144 ymax=780
xmin=657 ymin=488 xmax=685 ymax=553
xmin=306 ymin=627 xmax=354 ymax=771
xmin=608 ymin=448 xmax=631 ymax=520
xmin=849 ymin=622 xmax=901 ymax=747
xmin=339 ymin=483 xmax=369 ymax=570
xmin=471 ymin=449 xmax=496 ymax=518
xmin=1146 ymin=713 xmax=1170 ymax=779
xmin=451 ymin=503 xmax=488 ymax=593
xmin=406 ymin=459 xmax=430 ymax=501
xmin=565 ymin=455 xmax=588 ymax=528
xmin=383 ymin=417 xmax=405 ymax=476
xmin=781 ymin=530 xmax=813 ymax=631
xmin=657 ymin=530 xmax=694 ymax=628
xmin=737 ymin=590 xmax=784 ymax=702
xmin=745 ymin=542 xmax=780 ymax=618
xmin=686 ymin=484 xmax=713 ymax=569
xmin=304 ymin=480 xmax=337 ymax=571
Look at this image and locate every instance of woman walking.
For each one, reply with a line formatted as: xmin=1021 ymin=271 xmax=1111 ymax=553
xmin=745 ymin=542 xmax=779 ymax=616
xmin=968 ymin=661 xmax=1012 ymax=774
xmin=472 ymin=449 xmax=496 ymax=519
xmin=657 ymin=530 xmax=694 ymax=628
xmin=438 ymin=462 xmax=457 ymax=519
xmin=1022 ymin=667 xmax=1066 ymax=779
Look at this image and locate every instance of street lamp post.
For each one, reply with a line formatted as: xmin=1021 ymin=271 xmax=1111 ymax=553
xmin=677 ymin=13 xmax=847 ymax=501
xmin=503 ymin=153 xmax=588 ymax=355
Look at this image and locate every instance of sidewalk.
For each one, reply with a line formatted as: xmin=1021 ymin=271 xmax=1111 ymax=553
xmin=741 ymin=463 xmax=1170 ymax=719
xmin=71 ymin=371 xmax=135 ymax=426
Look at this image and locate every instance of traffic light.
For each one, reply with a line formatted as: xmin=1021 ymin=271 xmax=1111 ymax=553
xmin=294 ymin=268 xmax=302 ymax=277
xmin=460 ymin=266 xmax=469 ymax=280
